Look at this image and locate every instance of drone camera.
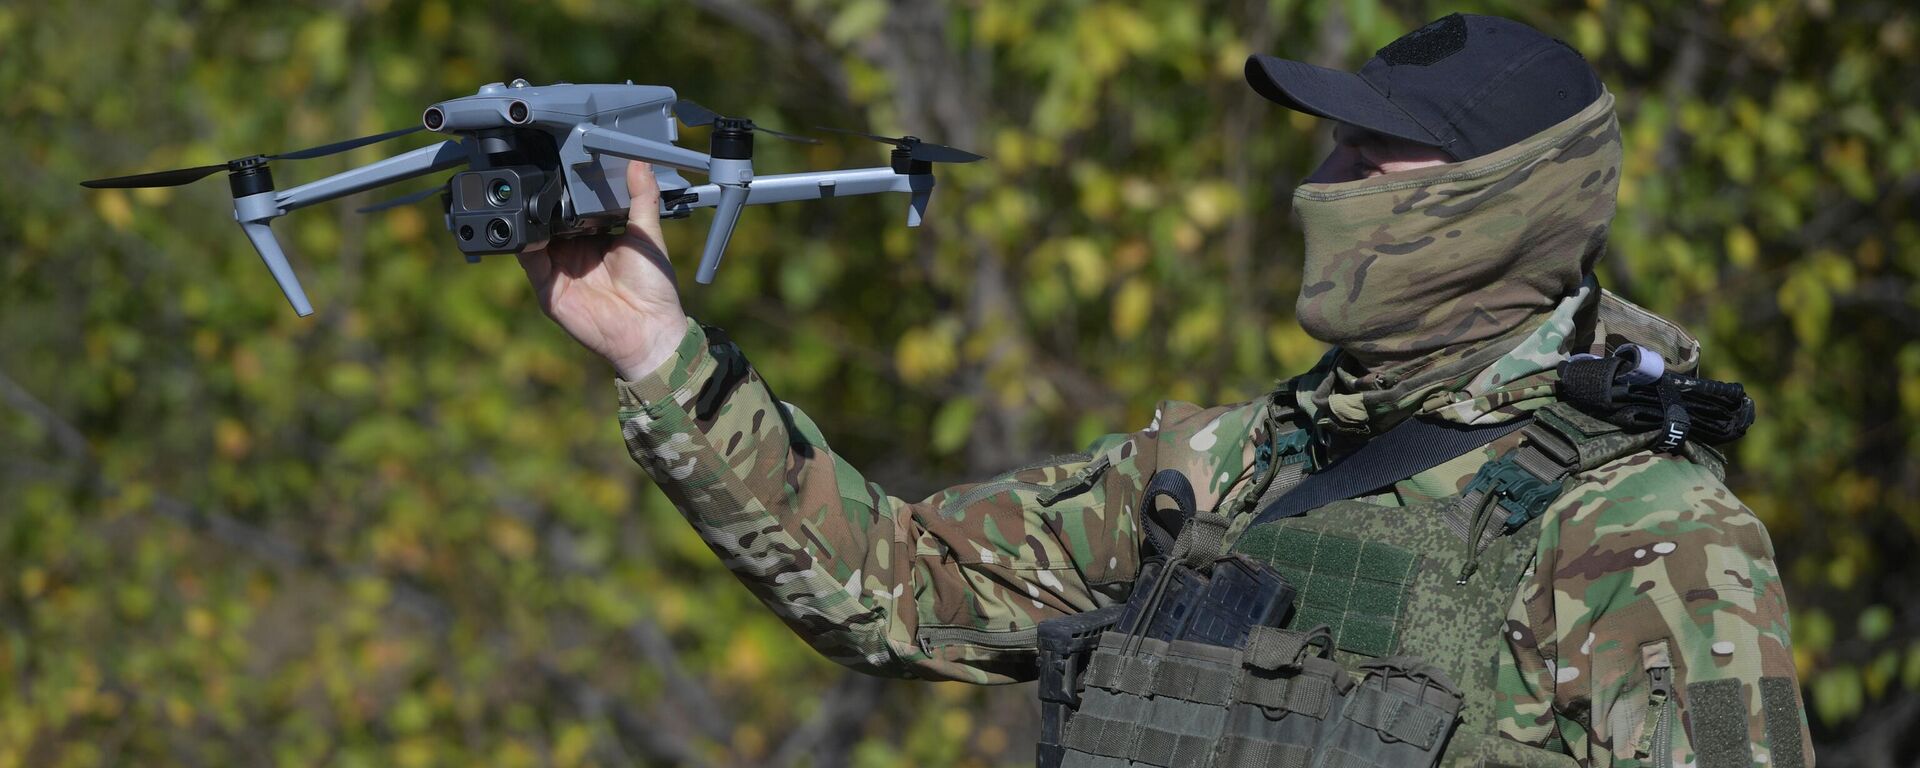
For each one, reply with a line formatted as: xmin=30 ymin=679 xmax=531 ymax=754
xmin=422 ymin=106 xmax=446 ymax=131
xmin=447 ymin=166 xmax=558 ymax=256
xmin=507 ymin=101 xmax=531 ymax=125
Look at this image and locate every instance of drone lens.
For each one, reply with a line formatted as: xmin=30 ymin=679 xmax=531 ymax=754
xmin=423 ymin=107 xmax=445 ymax=131
xmin=487 ymin=178 xmax=514 ymax=206
xmin=507 ymin=101 xmax=530 ymax=124
xmin=485 ymin=218 xmax=512 ymax=247
xmin=459 ymin=224 xmax=475 ymax=241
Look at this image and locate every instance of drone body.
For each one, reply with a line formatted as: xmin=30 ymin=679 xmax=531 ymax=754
xmin=82 ymin=80 xmax=983 ymax=316
xmin=423 ymin=81 xmax=694 ymax=256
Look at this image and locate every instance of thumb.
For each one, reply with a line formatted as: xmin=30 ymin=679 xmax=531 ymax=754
xmin=516 ymin=246 xmax=553 ymax=284
xmin=625 ymin=160 xmax=666 ymax=244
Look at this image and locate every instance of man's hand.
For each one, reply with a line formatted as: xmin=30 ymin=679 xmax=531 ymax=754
xmin=518 ymin=160 xmax=687 ymax=380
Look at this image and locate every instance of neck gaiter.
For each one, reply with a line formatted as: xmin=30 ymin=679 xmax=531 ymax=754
xmin=1291 ymin=91 xmax=1622 ymax=434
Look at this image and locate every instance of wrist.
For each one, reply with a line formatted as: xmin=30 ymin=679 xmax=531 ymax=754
xmin=611 ymin=315 xmax=693 ymax=381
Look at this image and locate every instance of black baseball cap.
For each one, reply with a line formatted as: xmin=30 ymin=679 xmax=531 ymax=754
xmin=1246 ymin=14 xmax=1602 ymax=161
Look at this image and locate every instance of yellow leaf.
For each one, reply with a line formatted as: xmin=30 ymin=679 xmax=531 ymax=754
xmin=131 ymin=186 xmax=171 ymax=206
xmin=214 ymin=418 xmax=251 ymax=460
xmin=387 ymin=204 xmax=425 ymax=242
xmin=486 ymin=516 xmax=536 ymax=560
xmin=722 ymin=630 xmax=767 ymax=684
xmin=94 ymin=189 xmax=132 ymax=232
xmin=1060 ymin=238 xmax=1106 ymax=297
xmin=1725 ymin=226 xmax=1759 ymax=268
xmin=1572 ymin=12 xmax=1606 ymax=57
xmin=1112 ymin=277 xmax=1153 ymax=340
xmin=1216 ymin=40 xmax=1251 ymax=78
xmin=733 ymin=724 xmax=767 ymax=761
xmin=166 ymin=696 xmax=195 ymax=727
xmin=420 ymin=0 xmax=451 ymax=40
xmin=994 ymin=127 xmax=1029 ymax=170
xmin=186 ymin=607 xmax=216 ymax=639
xmin=978 ymin=725 xmax=1009 ymax=755
xmin=1170 ymin=307 xmax=1222 ymax=357
xmin=18 ymin=568 xmax=45 ymax=599
xmin=827 ymin=0 xmax=887 ymax=45
xmin=942 ymin=709 xmax=974 ymax=741
xmin=1186 ymin=181 xmax=1241 ymax=230
xmin=895 ymin=325 xmax=958 ymax=383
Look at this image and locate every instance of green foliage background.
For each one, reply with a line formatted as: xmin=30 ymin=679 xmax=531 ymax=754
xmin=3 ymin=0 xmax=1915 ymax=765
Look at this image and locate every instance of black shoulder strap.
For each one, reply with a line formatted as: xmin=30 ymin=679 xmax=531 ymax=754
xmin=1252 ymin=416 xmax=1531 ymax=525
xmin=1138 ymin=469 xmax=1199 ymax=557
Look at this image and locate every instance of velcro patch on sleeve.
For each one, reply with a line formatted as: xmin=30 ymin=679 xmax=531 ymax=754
xmin=1685 ymin=678 xmax=1750 ymax=768
xmin=1759 ymin=676 xmax=1806 ymax=768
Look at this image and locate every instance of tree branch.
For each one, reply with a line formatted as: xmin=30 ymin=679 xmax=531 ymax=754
xmin=768 ymin=671 xmax=886 ymax=768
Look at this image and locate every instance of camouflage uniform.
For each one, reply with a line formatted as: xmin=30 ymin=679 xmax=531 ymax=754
xmin=613 ymin=92 xmax=1810 ymax=767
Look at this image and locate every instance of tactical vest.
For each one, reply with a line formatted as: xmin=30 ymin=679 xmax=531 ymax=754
xmin=1037 ymin=399 xmax=1727 ymax=768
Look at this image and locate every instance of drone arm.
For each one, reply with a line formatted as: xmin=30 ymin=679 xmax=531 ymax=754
xmin=229 ymin=139 xmax=466 ymax=316
xmin=667 ymin=167 xmax=924 ymax=209
xmin=274 ymin=139 xmax=471 ymax=214
xmin=577 ymin=126 xmax=712 ymax=173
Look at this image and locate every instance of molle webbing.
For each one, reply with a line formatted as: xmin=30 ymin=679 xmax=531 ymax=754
xmin=1063 ymin=713 xmax=1219 ymax=766
xmin=1057 ymin=626 xmax=1466 ymax=768
xmin=1216 ymin=740 xmax=1314 ymax=768
xmin=1341 ymin=679 xmax=1452 ymax=748
xmin=1082 ymin=647 xmax=1236 ymax=705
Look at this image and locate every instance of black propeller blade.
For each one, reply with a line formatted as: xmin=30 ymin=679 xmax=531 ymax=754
xmin=674 ymin=98 xmax=722 ymax=127
xmin=80 ymin=164 xmax=231 ymax=189
xmin=80 ymin=125 xmax=427 ymax=190
xmin=356 ymin=183 xmax=446 ymax=214
xmin=673 ymin=99 xmax=818 ymax=144
xmin=817 ymin=126 xmax=984 ymax=163
xmin=273 ymin=125 xmax=424 ymax=160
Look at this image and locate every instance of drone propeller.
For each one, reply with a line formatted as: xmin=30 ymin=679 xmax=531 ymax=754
xmin=816 ymin=126 xmax=984 ymax=164
xmin=672 ymin=99 xmax=818 ymax=144
xmin=78 ymin=163 xmax=232 ymax=189
xmin=79 ymin=126 xmax=426 ymax=189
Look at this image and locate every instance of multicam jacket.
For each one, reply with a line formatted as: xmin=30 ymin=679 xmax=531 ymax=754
xmin=614 ymin=292 xmax=1811 ymax=766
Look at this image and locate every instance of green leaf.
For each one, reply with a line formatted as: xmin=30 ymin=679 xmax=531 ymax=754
xmin=932 ymin=397 xmax=977 ymax=455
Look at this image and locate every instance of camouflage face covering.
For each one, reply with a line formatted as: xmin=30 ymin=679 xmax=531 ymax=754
xmin=1290 ymin=91 xmax=1621 ymax=397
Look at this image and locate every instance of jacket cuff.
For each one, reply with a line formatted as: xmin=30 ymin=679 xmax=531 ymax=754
xmin=614 ymin=317 xmax=710 ymax=410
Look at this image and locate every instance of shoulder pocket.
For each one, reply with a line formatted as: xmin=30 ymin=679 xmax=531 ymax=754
xmin=1038 ymin=453 xmax=1114 ymax=506
xmin=1632 ymin=639 xmax=1675 ymax=768
xmin=936 ymin=452 xmax=1106 ymax=520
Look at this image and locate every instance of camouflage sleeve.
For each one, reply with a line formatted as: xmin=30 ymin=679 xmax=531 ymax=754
xmin=1498 ymin=452 xmax=1813 ymax=767
xmin=614 ymin=319 xmax=1269 ymax=684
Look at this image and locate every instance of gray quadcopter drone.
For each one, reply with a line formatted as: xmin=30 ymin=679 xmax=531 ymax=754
xmin=81 ymin=80 xmax=983 ymax=316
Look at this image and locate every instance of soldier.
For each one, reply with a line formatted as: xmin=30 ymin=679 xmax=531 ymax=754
xmin=518 ymin=13 xmax=1810 ymax=768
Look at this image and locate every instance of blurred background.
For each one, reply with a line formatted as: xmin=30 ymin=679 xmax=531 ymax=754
xmin=2 ymin=0 xmax=1915 ymax=765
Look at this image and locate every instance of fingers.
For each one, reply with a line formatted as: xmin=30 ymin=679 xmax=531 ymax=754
xmin=624 ymin=160 xmax=665 ymax=244
xmin=515 ymin=247 xmax=553 ymax=284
